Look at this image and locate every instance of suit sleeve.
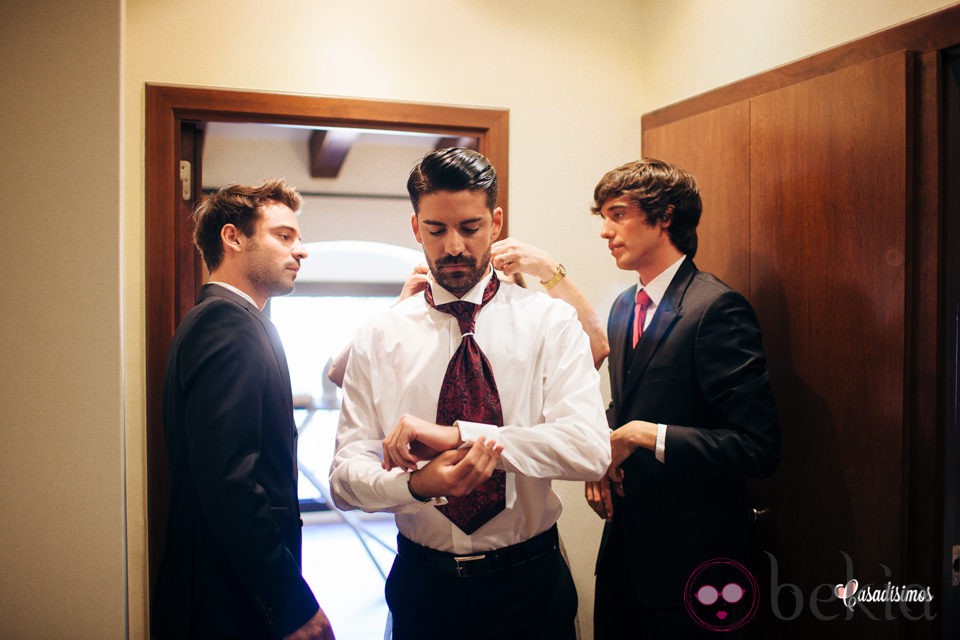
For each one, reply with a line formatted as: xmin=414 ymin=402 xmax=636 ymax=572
xmin=664 ymin=290 xmax=780 ymax=478
xmin=178 ymin=303 xmax=318 ymax=637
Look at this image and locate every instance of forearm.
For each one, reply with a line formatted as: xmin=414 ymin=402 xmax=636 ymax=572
xmin=543 ymin=277 xmax=610 ymax=368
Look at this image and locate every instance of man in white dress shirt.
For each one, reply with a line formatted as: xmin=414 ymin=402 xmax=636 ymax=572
xmin=329 ymin=148 xmax=610 ymax=640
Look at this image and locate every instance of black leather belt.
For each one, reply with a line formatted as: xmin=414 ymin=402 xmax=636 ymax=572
xmin=397 ymin=524 xmax=560 ymax=578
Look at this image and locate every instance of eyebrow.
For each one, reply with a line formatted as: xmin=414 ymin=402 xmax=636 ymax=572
xmin=421 ymin=217 xmax=484 ymax=226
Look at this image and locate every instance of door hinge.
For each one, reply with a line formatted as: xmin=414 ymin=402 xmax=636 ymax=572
xmin=179 ymin=160 xmax=192 ymax=201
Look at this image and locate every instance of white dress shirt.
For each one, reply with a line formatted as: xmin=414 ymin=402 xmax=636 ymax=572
xmin=329 ymin=269 xmax=610 ymax=554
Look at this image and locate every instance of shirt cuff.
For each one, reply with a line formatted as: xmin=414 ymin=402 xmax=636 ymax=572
xmin=406 ymin=471 xmax=447 ymax=506
xmin=384 ymin=469 xmax=423 ymax=505
xmin=655 ymin=423 xmax=667 ymax=463
xmin=454 ymin=419 xmax=500 ymax=444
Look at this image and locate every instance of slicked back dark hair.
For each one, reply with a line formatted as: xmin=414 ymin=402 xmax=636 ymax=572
xmin=407 ymin=147 xmax=498 ymax=213
xmin=591 ymin=158 xmax=702 ymax=258
xmin=193 ymin=178 xmax=302 ymax=271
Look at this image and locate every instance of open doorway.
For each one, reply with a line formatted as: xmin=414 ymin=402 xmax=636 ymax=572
xmin=145 ymin=84 xmax=509 ymax=638
xmin=199 ymin=124 xmax=453 ymax=638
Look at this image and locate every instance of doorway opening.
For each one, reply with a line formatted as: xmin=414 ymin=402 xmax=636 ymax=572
xmin=145 ymin=83 xmax=509 ymax=635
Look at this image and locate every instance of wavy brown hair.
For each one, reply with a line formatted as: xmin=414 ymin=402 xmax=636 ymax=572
xmin=193 ymin=178 xmax=302 ymax=271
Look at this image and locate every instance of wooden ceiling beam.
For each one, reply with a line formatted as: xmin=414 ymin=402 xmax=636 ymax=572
xmin=435 ymin=136 xmax=478 ymax=151
xmin=309 ymin=129 xmax=359 ymax=178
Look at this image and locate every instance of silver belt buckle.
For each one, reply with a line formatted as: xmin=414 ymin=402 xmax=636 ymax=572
xmin=453 ymin=554 xmax=486 ymax=577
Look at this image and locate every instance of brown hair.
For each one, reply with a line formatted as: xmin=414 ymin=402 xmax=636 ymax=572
xmin=193 ymin=178 xmax=302 ymax=271
xmin=592 ymin=158 xmax=702 ymax=257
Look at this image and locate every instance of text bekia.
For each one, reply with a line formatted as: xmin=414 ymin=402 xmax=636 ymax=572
xmin=767 ymin=551 xmax=937 ymax=622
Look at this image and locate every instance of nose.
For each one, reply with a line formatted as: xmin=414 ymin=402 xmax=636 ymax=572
xmin=444 ymin=230 xmax=465 ymax=256
xmin=292 ymin=240 xmax=308 ymax=260
xmin=600 ymin=217 xmax=614 ymax=239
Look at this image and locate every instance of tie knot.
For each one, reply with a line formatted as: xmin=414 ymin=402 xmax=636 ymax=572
xmin=636 ymin=289 xmax=652 ymax=308
xmin=438 ymin=301 xmax=479 ymax=335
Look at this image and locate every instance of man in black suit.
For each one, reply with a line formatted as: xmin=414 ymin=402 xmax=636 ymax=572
xmin=586 ymin=159 xmax=780 ymax=639
xmin=152 ymin=180 xmax=335 ymax=640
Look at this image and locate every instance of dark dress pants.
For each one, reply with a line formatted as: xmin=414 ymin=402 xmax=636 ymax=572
xmin=594 ymin=519 xmax=715 ymax=640
xmin=385 ymin=541 xmax=577 ymax=640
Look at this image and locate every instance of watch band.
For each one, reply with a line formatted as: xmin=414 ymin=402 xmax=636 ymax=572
xmin=541 ymin=263 xmax=567 ymax=290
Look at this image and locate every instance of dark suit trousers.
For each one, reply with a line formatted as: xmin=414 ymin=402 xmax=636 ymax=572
xmin=595 ymin=519 xmax=716 ymax=640
xmin=385 ymin=540 xmax=577 ymax=640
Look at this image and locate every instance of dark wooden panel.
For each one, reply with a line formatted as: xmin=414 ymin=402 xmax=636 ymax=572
xmin=748 ymin=51 xmax=911 ymax=637
xmin=643 ymin=101 xmax=751 ymax=294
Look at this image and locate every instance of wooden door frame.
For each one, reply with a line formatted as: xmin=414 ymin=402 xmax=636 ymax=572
xmin=144 ymin=83 xmax=509 ymax=587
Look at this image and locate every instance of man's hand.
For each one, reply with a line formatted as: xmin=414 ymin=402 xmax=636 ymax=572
xmin=585 ymin=477 xmax=616 ymax=521
xmin=284 ymin=607 xmax=335 ymax=640
xmin=382 ymin=414 xmax=462 ymax=471
xmin=490 ymin=238 xmax=559 ymax=283
xmin=598 ymin=420 xmax=659 ymax=501
xmin=408 ymin=437 xmax=503 ymax=498
xmin=395 ymin=264 xmax=430 ymax=302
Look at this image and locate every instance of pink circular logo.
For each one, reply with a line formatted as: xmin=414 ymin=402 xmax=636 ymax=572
xmin=683 ymin=558 xmax=759 ymax=631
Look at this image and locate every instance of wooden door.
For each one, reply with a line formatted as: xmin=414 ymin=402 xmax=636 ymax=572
xmin=645 ymin=51 xmax=917 ymax=638
xmin=748 ymin=50 xmax=911 ymax=638
xmin=643 ymin=102 xmax=751 ymax=294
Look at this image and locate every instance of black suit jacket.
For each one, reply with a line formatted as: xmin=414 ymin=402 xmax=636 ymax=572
xmin=152 ymin=284 xmax=318 ymax=639
xmin=598 ymin=258 xmax=779 ymax=607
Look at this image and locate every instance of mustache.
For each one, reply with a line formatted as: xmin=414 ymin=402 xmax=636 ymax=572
xmin=435 ymin=255 xmax=476 ymax=268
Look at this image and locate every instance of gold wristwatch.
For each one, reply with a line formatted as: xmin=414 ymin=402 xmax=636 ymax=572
xmin=541 ymin=263 xmax=567 ymax=290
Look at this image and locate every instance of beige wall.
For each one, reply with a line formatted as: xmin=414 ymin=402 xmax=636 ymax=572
xmin=0 ymin=0 xmax=954 ymax=638
xmin=0 ymin=0 xmax=126 ymax=638
xmin=638 ymin=0 xmax=956 ymax=112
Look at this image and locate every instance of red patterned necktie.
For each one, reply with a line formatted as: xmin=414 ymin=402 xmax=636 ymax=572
xmin=632 ymin=289 xmax=652 ymax=348
xmin=424 ymin=275 xmax=505 ymax=534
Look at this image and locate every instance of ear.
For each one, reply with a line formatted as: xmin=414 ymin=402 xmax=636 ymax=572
xmin=659 ymin=205 xmax=675 ymax=229
xmin=221 ymin=224 xmax=243 ymax=253
xmin=411 ymin=212 xmax=423 ymax=244
xmin=491 ymin=207 xmax=504 ymax=241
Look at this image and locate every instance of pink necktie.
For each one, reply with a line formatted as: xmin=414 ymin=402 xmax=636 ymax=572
xmin=632 ymin=289 xmax=652 ymax=348
xmin=424 ymin=277 xmax=505 ymax=534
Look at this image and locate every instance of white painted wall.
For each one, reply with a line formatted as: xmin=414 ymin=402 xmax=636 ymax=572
xmin=0 ymin=0 xmax=953 ymax=638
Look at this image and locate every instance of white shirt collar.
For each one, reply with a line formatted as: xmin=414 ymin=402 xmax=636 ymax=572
xmin=638 ymin=255 xmax=686 ymax=307
xmin=207 ymin=281 xmax=261 ymax=309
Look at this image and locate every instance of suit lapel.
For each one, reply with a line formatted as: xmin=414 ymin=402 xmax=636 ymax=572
xmin=617 ymin=260 xmax=697 ymax=424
